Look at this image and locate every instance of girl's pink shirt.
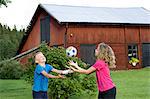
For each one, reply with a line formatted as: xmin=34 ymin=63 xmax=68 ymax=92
xmin=92 ymin=60 xmax=115 ymax=92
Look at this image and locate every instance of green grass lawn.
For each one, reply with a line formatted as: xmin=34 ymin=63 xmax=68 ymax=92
xmin=0 ymin=68 xmax=150 ymax=99
xmin=0 ymin=79 xmax=32 ymax=99
xmin=113 ymin=68 xmax=150 ymax=99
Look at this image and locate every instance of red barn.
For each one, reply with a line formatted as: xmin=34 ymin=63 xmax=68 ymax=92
xmin=17 ymin=4 xmax=150 ymax=70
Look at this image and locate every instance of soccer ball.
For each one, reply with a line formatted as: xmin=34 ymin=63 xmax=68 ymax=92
xmin=66 ymin=46 xmax=77 ymax=57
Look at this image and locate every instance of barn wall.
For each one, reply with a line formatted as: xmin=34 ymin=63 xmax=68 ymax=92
xmin=21 ymin=12 xmax=48 ymax=53
xmin=124 ymin=26 xmax=150 ymax=68
xmin=124 ymin=26 xmax=140 ymax=69
xmin=20 ymin=11 xmax=48 ymax=63
xmin=140 ymin=26 xmax=150 ymax=68
xmin=66 ymin=25 xmax=127 ymax=69
xmin=109 ymin=44 xmax=127 ymax=69
xmin=140 ymin=26 xmax=150 ymax=43
xmin=50 ymin=17 xmax=66 ymax=46
xmin=67 ymin=25 xmax=125 ymax=44
xmin=125 ymin=26 xmax=140 ymax=43
xmin=66 ymin=25 xmax=150 ymax=69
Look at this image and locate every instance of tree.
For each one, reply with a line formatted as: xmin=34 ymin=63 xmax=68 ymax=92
xmin=0 ymin=23 xmax=24 ymax=60
xmin=0 ymin=0 xmax=11 ymax=7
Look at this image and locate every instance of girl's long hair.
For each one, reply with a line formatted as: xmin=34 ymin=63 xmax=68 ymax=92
xmin=96 ymin=43 xmax=116 ymax=68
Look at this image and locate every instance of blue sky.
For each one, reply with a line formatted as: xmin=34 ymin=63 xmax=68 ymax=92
xmin=0 ymin=0 xmax=150 ymax=30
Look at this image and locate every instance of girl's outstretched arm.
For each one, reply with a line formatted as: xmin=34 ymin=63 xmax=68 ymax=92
xmin=69 ymin=61 xmax=96 ymax=74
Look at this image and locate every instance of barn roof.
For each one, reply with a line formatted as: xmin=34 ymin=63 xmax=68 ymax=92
xmin=40 ymin=4 xmax=150 ymax=24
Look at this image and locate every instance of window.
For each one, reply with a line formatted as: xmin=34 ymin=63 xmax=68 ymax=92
xmin=128 ymin=44 xmax=138 ymax=60
xmin=40 ymin=16 xmax=50 ymax=43
xmin=80 ymin=44 xmax=96 ymax=65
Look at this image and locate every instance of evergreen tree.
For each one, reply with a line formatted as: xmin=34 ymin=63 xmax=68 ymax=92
xmin=0 ymin=23 xmax=25 ymax=60
xmin=0 ymin=0 xmax=11 ymax=7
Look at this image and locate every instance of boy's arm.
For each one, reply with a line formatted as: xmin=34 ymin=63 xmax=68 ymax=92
xmin=41 ymin=70 xmax=65 ymax=78
xmin=51 ymin=68 xmax=63 ymax=74
xmin=51 ymin=68 xmax=73 ymax=74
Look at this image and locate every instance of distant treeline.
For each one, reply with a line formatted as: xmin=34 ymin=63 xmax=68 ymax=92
xmin=0 ymin=23 xmax=25 ymax=61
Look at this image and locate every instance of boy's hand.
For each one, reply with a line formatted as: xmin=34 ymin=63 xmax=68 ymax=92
xmin=58 ymin=74 xmax=66 ymax=78
xmin=62 ymin=69 xmax=73 ymax=74
xmin=68 ymin=69 xmax=74 ymax=73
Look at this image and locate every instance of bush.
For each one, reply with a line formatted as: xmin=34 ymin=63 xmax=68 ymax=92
xmin=24 ymin=44 xmax=96 ymax=99
xmin=0 ymin=60 xmax=23 ymax=79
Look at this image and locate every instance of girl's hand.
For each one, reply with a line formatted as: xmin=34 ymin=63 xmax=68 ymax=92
xmin=70 ymin=66 xmax=78 ymax=72
xmin=69 ymin=60 xmax=79 ymax=69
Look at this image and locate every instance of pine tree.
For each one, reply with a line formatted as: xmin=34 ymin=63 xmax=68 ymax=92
xmin=0 ymin=23 xmax=24 ymax=60
xmin=0 ymin=0 xmax=11 ymax=7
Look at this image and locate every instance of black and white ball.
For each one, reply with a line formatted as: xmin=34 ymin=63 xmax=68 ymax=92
xmin=66 ymin=46 xmax=77 ymax=57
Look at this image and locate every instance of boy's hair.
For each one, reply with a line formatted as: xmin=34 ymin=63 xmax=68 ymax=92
xmin=34 ymin=51 xmax=43 ymax=63
xmin=96 ymin=43 xmax=116 ymax=68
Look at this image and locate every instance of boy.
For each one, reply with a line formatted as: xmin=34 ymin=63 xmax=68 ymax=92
xmin=32 ymin=52 xmax=72 ymax=99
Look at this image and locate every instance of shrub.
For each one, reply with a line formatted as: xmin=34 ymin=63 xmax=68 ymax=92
xmin=0 ymin=60 xmax=23 ymax=79
xmin=24 ymin=44 xmax=96 ymax=99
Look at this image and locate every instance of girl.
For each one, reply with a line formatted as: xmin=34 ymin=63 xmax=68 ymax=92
xmin=69 ymin=43 xmax=116 ymax=99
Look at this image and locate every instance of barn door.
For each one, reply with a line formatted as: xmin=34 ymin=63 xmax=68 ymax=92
xmin=142 ymin=43 xmax=150 ymax=67
xmin=80 ymin=44 xmax=96 ymax=65
xmin=40 ymin=16 xmax=50 ymax=43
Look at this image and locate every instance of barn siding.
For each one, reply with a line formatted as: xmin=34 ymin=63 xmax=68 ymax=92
xmin=50 ymin=17 xmax=66 ymax=46
xmin=110 ymin=44 xmax=127 ymax=69
xmin=140 ymin=26 xmax=150 ymax=68
xmin=65 ymin=25 xmax=127 ymax=69
xmin=67 ymin=25 xmax=125 ymax=44
xmin=21 ymin=12 xmax=48 ymax=53
xmin=125 ymin=26 xmax=140 ymax=43
xmin=140 ymin=26 xmax=150 ymax=43
xmin=64 ymin=24 xmax=150 ymax=69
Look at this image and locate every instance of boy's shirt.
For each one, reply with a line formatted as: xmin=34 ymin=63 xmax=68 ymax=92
xmin=32 ymin=64 xmax=53 ymax=92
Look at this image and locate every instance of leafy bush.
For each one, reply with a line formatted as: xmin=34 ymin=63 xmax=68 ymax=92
xmin=23 ymin=60 xmax=35 ymax=84
xmin=24 ymin=44 xmax=96 ymax=99
xmin=0 ymin=60 xmax=23 ymax=79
